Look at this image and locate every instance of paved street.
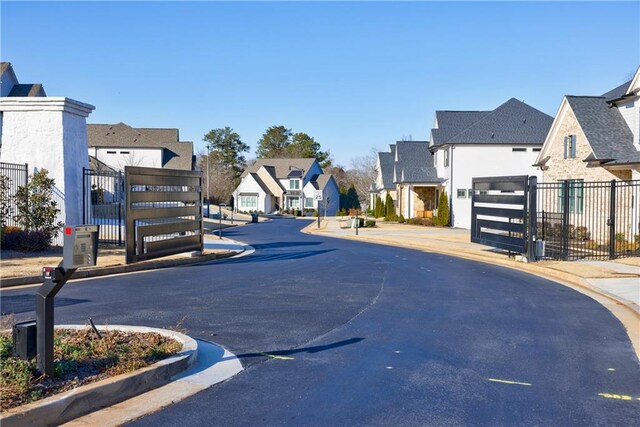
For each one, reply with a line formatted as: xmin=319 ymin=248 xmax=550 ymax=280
xmin=2 ymin=218 xmax=639 ymax=425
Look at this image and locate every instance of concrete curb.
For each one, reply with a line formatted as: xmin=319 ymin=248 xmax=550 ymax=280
xmin=0 ymin=249 xmax=240 ymax=289
xmin=304 ymin=225 xmax=640 ymax=360
xmin=0 ymin=325 xmax=197 ymax=427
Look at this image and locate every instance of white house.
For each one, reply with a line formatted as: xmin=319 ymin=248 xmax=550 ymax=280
xmin=370 ymin=145 xmax=397 ymax=209
xmin=87 ymin=123 xmax=194 ymax=171
xmin=234 ymin=158 xmax=339 ymax=215
xmin=0 ymin=62 xmax=95 ymax=231
xmin=429 ymin=98 xmax=553 ymax=228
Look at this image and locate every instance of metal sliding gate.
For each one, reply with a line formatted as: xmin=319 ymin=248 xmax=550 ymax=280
xmin=125 ymin=166 xmax=204 ymax=264
xmin=83 ymin=168 xmax=125 ymax=245
xmin=471 ymin=176 xmax=536 ymax=261
xmin=471 ymin=176 xmax=640 ymax=261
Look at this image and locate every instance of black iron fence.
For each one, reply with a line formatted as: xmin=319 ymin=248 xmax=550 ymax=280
xmin=82 ymin=168 xmax=125 ymax=245
xmin=536 ymin=179 xmax=640 ymax=260
xmin=0 ymin=162 xmax=28 ymax=228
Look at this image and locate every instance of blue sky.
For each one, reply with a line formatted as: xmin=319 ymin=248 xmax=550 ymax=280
xmin=2 ymin=1 xmax=639 ymax=166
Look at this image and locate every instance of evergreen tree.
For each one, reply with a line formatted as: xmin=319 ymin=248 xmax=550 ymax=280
xmin=288 ymin=132 xmax=331 ymax=167
xmin=255 ymin=125 xmax=292 ymax=159
xmin=385 ymin=193 xmax=395 ymax=217
xmin=435 ymin=191 xmax=450 ymax=226
xmin=203 ymin=127 xmax=249 ymax=177
xmin=14 ymin=169 xmax=63 ymax=240
xmin=346 ymin=185 xmax=361 ymax=210
xmin=375 ymin=195 xmax=385 ymax=218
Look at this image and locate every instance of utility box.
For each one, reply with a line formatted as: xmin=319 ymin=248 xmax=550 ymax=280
xmin=62 ymin=225 xmax=99 ymax=269
xmin=13 ymin=320 xmax=37 ymax=360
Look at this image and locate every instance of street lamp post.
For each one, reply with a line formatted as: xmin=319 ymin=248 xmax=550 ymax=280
xmin=206 ymin=143 xmax=211 ymax=219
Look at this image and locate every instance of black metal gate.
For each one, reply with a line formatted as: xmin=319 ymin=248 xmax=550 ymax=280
xmin=471 ymin=175 xmax=536 ymax=260
xmin=471 ymin=176 xmax=640 ymax=261
xmin=82 ymin=168 xmax=125 ymax=245
xmin=125 ymin=166 xmax=203 ymax=264
xmin=536 ymin=179 xmax=640 ymax=260
xmin=0 ymin=162 xmax=29 ymax=228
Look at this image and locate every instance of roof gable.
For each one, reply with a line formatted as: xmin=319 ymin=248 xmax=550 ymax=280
xmin=393 ymin=141 xmax=441 ymax=184
xmin=241 ymin=158 xmax=318 ymax=179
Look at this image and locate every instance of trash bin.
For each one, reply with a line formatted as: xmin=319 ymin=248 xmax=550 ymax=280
xmin=251 ymin=212 xmax=258 ymax=223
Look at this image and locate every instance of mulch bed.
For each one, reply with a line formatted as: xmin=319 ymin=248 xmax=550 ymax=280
xmin=0 ymin=327 xmax=181 ymax=411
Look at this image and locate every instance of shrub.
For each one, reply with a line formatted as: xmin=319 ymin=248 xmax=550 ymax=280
xmin=615 ymin=232 xmax=626 ymax=242
xmin=407 ymin=217 xmax=434 ymax=226
xmin=384 ymin=213 xmax=399 ymax=222
xmin=13 ymin=169 xmax=63 ymax=243
xmin=365 ymin=219 xmax=376 ymax=228
xmin=573 ymin=226 xmax=590 ymax=241
xmin=434 ymin=191 xmax=449 ymax=226
xmin=398 ymin=214 xmax=406 ymax=223
xmin=337 ymin=208 xmax=347 ymax=217
xmin=1 ymin=229 xmax=51 ymax=252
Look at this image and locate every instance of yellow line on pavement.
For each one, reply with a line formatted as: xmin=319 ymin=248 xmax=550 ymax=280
xmin=260 ymin=353 xmax=295 ymax=360
xmin=487 ymin=378 xmax=532 ymax=386
xmin=598 ymin=393 xmax=639 ymax=401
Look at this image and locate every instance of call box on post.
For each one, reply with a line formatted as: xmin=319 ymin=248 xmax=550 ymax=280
xmin=62 ymin=225 xmax=99 ymax=269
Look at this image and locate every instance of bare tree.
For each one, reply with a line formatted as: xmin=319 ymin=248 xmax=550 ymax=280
xmin=196 ymin=152 xmax=237 ymax=205
xmin=347 ymin=147 xmax=379 ymax=210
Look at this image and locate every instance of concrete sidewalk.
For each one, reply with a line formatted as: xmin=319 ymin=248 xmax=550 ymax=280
xmin=305 ymin=216 xmax=640 ymax=358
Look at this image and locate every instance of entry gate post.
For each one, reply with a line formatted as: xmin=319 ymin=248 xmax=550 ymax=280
xmin=527 ymin=176 xmax=537 ymax=262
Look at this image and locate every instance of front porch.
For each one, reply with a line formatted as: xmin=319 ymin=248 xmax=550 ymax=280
xmin=398 ymin=184 xmax=442 ymax=219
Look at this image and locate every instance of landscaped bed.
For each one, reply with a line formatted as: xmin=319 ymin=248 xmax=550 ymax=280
xmin=0 ymin=327 xmax=181 ymax=411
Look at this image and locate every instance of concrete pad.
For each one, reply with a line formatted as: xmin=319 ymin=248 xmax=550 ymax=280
xmin=585 ymin=277 xmax=640 ymax=306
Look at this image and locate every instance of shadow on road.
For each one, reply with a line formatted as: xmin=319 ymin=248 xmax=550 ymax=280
xmin=197 ymin=249 xmax=337 ymax=265
xmin=230 ymin=337 xmax=365 ymax=361
xmin=1 ymin=294 xmax=91 ymax=315
xmin=252 ymin=241 xmax=323 ymax=250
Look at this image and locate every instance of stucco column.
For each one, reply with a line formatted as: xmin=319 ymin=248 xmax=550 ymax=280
xmin=0 ymin=97 xmax=95 ymax=231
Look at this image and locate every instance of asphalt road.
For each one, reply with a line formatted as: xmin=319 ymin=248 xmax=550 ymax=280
xmin=2 ymin=218 xmax=639 ymax=426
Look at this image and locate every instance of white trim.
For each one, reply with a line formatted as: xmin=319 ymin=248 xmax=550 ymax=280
xmin=0 ymin=97 xmax=95 ymax=117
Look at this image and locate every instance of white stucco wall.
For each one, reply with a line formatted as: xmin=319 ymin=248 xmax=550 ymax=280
xmin=447 ymin=145 xmax=542 ymax=229
xmin=0 ymin=98 xmax=94 ymax=234
xmin=91 ymin=147 xmax=163 ymax=171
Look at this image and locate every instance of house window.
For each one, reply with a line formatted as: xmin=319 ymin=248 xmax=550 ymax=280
xmin=512 ymin=148 xmax=526 ymax=152
xmin=457 ymin=189 xmax=466 ymax=199
xmin=305 ymin=197 xmax=314 ymax=208
xmin=290 ymin=179 xmax=300 ymax=190
xmin=564 ymin=135 xmax=577 ymax=159
xmin=106 ymin=151 xmax=116 ymax=154
xmin=557 ymin=179 xmax=584 ymax=214
xmin=532 ymin=148 xmax=541 ymax=152
xmin=433 ymin=151 xmax=437 ymax=167
xmin=444 ymin=149 xmax=450 ymax=167
xmin=289 ymin=197 xmax=300 ymax=209
xmin=120 ymin=151 xmax=130 ymax=154
xmin=467 ymin=189 xmax=473 ymax=198
xmin=239 ymin=195 xmax=258 ymax=209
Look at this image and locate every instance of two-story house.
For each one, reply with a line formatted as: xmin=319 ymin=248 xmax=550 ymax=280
xmin=234 ymin=158 xmax=339 ymax=215
xmin=430 ymin=98 xmax=553 ymax=228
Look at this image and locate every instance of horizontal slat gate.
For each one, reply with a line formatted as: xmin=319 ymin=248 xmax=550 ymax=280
xmin=471 ymin=176 xmax=529 ymax=254
xmin=125 ymin=166 xmax=203 ymax=264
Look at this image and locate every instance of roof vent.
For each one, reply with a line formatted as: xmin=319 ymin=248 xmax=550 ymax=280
xmin=491 ymin=133 xmax=495 ymax=138
xmin=523 ymin=118 xmax=527 ymax=123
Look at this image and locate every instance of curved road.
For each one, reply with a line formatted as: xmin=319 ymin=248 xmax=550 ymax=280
xmin=2 ymin=218 xmax=639 ymax=425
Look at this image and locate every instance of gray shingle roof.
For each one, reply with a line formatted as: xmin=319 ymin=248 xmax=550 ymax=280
xmin=601 ymin=80 xmax=632 ymax=102
xmin=377 ymin=151 xmax=395 ymax=189
xmin=241 ymin=158 xmax=318 ymax=179
xmin=87 ymin=123 xmax=193 ymax=170
xmin=249 ymin=173 xmax=272 ymax=195
xmin=313 ymin=174 xmax=337 ymax=191
xmin=431 ymin=111 xmax=489 ymax=146
xmin=7 ymin=83 xmax=46 ymax=97
xmin=565 ymin=96 xmax=640 ymax=164
xmin=393 ymin=141 xmax=441 ymax=184
xmin=431 ymin=98 xmax=552 ymax=147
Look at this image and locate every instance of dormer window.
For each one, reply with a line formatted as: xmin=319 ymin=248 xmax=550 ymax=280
xmin=290 ymin=179 xmax=300 ymax=190
xmin=564 ymin=135 xmax=576 ymax=159
xmin=444 ymin=148 xmax=450 ymax=167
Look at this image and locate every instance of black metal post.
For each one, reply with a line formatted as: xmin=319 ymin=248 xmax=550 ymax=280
xmin=609 ymin=179 xmax=616 ymax=259
xmin=82 ymin=168 xmax=86 ymax=224
xmin=36 ymin=267 xmax=76 ymax=377
xmin=219 ymin=204 xmax=222 ymax=240
xmin=562 ymin=180 xmax=570 ymax=261
xmin=527 ymin=176 xmax=537 ymax=262
xmin=317 ymin=208 xmax=321 ymax=229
